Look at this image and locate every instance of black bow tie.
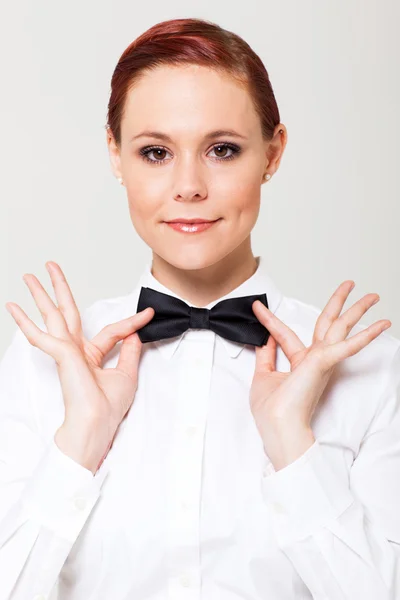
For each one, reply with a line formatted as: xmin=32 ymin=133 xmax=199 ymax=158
xmin=136 ymin=286 xmax=271 ymax=347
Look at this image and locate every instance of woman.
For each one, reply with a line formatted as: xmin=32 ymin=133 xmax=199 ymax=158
xmin=1 ymin=17 xmax=399 ymax=600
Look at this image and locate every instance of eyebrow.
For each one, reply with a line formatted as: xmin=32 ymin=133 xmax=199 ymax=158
xmin=130 ymin=129 xmax=248 ymax=143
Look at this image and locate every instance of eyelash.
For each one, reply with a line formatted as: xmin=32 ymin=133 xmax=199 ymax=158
xmin=138 ymin=142 xmax=242 ymax=166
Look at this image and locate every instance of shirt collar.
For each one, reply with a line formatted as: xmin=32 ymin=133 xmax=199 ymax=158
xmin=134 ymin=255 xmax=284 ymax=360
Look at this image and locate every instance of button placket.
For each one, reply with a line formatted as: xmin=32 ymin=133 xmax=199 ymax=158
xmin=166 ymin=337 xmax=212 ymax=595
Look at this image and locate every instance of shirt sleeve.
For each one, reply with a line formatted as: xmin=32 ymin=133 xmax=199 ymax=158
xmin=260 ymin=342 xmax=400 ymax=600
xmin=0 ymin=327 xmax=111 ymax=600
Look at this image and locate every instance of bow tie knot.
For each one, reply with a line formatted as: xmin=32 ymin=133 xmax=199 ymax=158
xmin=136 ymin=286 xmax=271 ymax=347
xmin=189 ymin=306 xmax=210 ymax=330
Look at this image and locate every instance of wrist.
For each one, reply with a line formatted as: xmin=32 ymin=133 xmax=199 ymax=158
xmin=55 ymin=420 xmax=115 ymax=476
xmin=262 ymin=423 xmax=315 ymax=472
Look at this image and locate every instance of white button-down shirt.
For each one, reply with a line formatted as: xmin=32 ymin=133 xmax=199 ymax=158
xmin=1 ymin=255 xmax=400 ymax=599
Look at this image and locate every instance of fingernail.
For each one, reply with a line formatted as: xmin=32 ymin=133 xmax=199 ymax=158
xmin=382 ymin=321 xmax=391 ymax=330
xmin=372 ymin=296 xmax=380 ymax=305
xmin=257 ymin=302 xmax=268 ymax=310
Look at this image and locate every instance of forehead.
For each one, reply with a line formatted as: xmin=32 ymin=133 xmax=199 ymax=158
xmin=121 ymin=64 xmax=261 ymax=139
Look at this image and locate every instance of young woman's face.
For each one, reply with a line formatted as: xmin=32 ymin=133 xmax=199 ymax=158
xmin=108 ymin=64 xmax=280 ymax=270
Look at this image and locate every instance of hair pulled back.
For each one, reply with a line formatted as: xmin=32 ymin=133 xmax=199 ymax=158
xmin=106 ymin=17 xmax=281 ymax=147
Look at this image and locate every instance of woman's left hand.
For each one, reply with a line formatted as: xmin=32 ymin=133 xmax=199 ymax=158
xmin=250 ymin=280 xmax=392 ymax=470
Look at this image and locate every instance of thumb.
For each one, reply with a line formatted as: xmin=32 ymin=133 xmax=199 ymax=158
xmin=90 ymin=307 xmax=155 ymax=361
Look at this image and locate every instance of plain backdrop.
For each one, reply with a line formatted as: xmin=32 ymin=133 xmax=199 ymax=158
xmin=1 ymin=0 xmax=399 ymax=358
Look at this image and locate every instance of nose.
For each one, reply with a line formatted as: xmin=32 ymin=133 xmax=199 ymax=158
xmin=172 ymin=157 xmax=207 ymax=202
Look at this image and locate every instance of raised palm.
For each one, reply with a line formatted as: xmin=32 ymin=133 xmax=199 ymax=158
xmin=249 ymin=280 xmax=391 ymax=429
xmin=6 ymin=261 xmax=155 ymax=436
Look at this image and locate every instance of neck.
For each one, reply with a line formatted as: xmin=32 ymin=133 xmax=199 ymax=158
xmin=150 ymin=240 xmax=259 ymax=307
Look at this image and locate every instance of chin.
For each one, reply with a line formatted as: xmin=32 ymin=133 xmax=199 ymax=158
xmin=156 ymin=247 xmax=235 ymax=272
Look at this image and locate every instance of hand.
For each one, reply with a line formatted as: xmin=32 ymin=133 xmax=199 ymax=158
xmin=249 ymin=280 xmax=391 ymax=465
xmin=5 ymin=261 xmax=155 ymax=471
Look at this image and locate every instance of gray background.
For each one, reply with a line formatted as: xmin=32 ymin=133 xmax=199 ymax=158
xmin=1 ymin=0 xmax=399 ymax=357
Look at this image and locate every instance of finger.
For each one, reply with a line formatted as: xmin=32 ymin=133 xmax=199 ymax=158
xmin=116 ymin=332 xmax=143 ymax=379
xmin=22 ymin=272 xmax=70 ymax=338
xmin=324 ymin=293 xmax=380 ymax=344
xmin=255 ymin=332 xmax=277 ymax=374
xmin=323 ymin=319 xmax=391 ymax=367
xmin=313 ymin=280 xmax=355 ymax=342
xmin=90 ymin=307 xmax=155 ymax=359
xmin=45 ymin=262 xmax=82 ymax=336
xmin=252 ymin=300 xmax=304 ymax=362
xmin=5 ymin=302 xmax=69 ymax=362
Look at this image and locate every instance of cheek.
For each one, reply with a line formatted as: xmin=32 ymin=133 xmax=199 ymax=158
xmin=126 ymin=183 xmax=161 ymax=221
xmin=218 ymin=164 xmax=261 ymax=198
xmin=236 ymin=174 xmax=262 ymax=198
xmin=125 ymin=193 xmax=160 ymax=244
xmin=224 ymin=180 xmax=261 ymax=220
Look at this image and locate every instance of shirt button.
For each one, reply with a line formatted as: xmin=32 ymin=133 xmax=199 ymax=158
xmin=181 ymin=500 xmax=190 ymax=511
xmin=194 ymin=357 xmax=206 ymax=368
xmin=33 ymin=595 xmax=47 ymax=600
xmin=72 ymin=496 xmax=87 ymax=511
xmin=179 ymin=574 xmax=192 ymax=587
xmin=186 ymin=425 xmax=198 ymax=437
xmin=271 ymin=501 xmax=286 ymax=514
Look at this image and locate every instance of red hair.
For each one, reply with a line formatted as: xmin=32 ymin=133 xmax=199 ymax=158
xmin=106 ymin=17 xmax=281 ymax=146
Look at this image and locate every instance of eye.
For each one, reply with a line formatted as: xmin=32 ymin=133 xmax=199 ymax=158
xmin=208 ymin=143 xmax=241 ymax=161
xmin=139 ymin=146 xmax=171 ymax=165
xmin=139 ymin=142 xmax=242 ymax=165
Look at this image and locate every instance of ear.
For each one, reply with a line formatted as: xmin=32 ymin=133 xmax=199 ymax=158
xmin=263 ymin=125 xmax=287 ymax=178
xmin=106 ymin=126 xmax=122 ymax=180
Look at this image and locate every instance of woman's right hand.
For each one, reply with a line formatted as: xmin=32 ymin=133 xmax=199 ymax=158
xmin=5 ymin=261 xmax=155 ymax=473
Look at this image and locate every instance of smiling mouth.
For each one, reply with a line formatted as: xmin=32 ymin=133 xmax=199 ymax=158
xmin=164 ymin=219 xmax=221 ymax=233
xmin=164 ymin=218 xmax=220 ymax=224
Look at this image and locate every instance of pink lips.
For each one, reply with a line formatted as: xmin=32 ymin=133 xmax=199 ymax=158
xmin=165 ymin=219 xmax=221 ymax=233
